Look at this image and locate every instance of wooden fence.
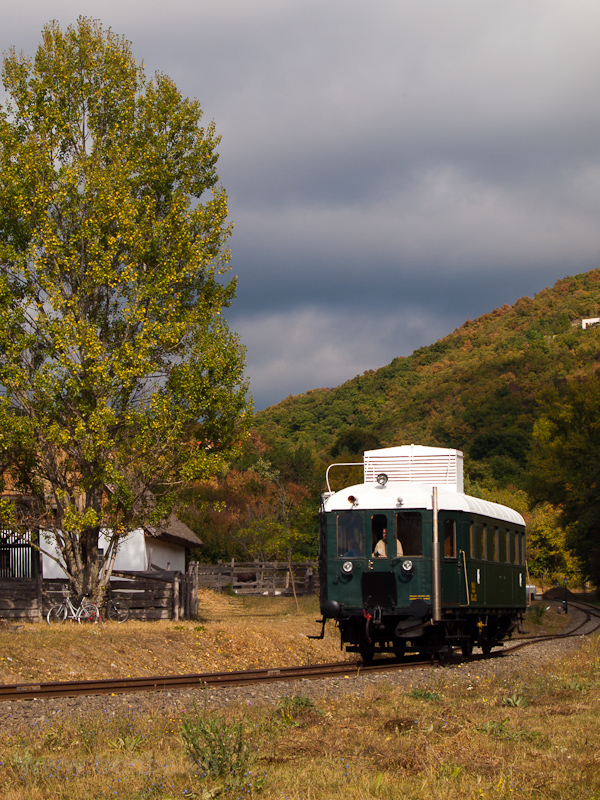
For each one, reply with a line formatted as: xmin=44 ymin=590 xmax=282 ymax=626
xmin=191 ymin=560 xmax=317 ymax=596
xmin=0 ymin=575 xmax=44 ymax=622
xmin=0 ymin=567 xmax=199 ymax=623
xmin=0 ymin=561 xmax=317 ymax=622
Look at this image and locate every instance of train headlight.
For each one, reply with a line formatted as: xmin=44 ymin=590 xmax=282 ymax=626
xmin=342 ymin=561 xmax=354 ymax=574
xmin=401 ymin=559 xmax=413 ymax=572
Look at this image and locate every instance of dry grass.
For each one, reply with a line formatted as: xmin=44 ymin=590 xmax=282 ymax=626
xmin=0 ymin=592 xmax=347 ymax=684
xmin=0 ymin=596 xmax=572 ymax=685
xmin=0 ymin=593 xmax=597 ymax=799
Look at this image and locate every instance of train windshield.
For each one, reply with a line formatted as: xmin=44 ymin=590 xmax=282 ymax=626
xmin=336 ymin=514 xmax=363 ymax=557
xmin=396 ymin=511 xmax=423 ymax=556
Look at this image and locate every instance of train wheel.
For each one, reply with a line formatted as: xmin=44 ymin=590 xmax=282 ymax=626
xmin=359 ymin=647 xmax=374 ymax=663
xmin=481 ymin=642 xmax=492 ymax=655
xmin=461 ymin=638 xmax=473 ymax=657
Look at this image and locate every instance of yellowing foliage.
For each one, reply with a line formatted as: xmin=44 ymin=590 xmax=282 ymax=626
xmin=0 ymin=19 xmax=250 ymax=600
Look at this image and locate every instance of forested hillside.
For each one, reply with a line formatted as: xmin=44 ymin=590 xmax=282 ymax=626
xmin=253 ymin=269 xmax=600 ymax=488
xmin=184 ymin=269 xmax=600 ymax=585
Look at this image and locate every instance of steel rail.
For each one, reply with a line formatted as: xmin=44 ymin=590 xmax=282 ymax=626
xmin=0 ymin=660 xmax=388 ymax=702
xmin=1 ymin=601 xmax=598 ymax=703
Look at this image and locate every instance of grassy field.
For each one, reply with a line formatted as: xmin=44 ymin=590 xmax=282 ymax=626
xmin=0 ymin=595 xmax=599 ymax=799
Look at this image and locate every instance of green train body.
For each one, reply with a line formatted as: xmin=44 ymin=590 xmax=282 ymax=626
xmin=318 ymin=445 xmax=527 ymax=659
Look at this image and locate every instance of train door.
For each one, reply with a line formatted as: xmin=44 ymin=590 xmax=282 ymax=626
xmin=370 ymin=513 xmax=390 ymax=561
xmin=496 ymin=527 xmax=510 ymax=605
xmin=394 ymin=510 xmax=428 ymax=607
xmin=484 ymin=525 xmax=503 ymax=605
xmin=468 ymin=520 xmax=485 ymax=605
xmin=362 ymin=512 xmax=397 ymax=609
xmin=439 ymin=513 xmax=463 ymax=607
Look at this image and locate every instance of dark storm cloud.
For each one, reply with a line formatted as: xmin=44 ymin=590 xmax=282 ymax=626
xmin=3 ymin=1 xmax=600 ymax=409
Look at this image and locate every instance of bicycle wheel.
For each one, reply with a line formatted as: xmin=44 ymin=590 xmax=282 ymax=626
xmin=77 ymin=602 xmax=100 ymax=624
xmin=47 ymin=603 xmax=67 ymax=624
xmin=107 ymin=599 xmax=129 ymax=623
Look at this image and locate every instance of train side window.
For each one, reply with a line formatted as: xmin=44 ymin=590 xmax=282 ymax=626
xmin=508 ymin=530 xmax=516 ymax=564
xmin=470 ymin=522 xmax=484 ymax=559
xmin=518 ymin=531 xmax=525 ymax=565
xmin=396 ymin=512 xmax=422 ymax=556
xmin=487 ymin=527 xmax=498 ymax=562
xmin=371 ymin=514 xmax=388 ymax=558
xmin=336 ymin=514 xmax=363 ymax=558
xmin=443 ymin=519 xmax=456 ymax=558
xmin=498 ymin=528 xmax=507 ymax=563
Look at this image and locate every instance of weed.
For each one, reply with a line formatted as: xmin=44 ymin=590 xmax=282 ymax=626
xmin=478 ymin=718 xmax=540 ymax=742
xmin=42 ymin=727 xmax=64 ymax=752
xmin=108 ymin=733 xmax=144 ymax=752
xmin=409 ymin=687 xmax=442 ymax=702
xmin=502 ymin=692 xmax=529 ymax=707
xmin=276 ymin=694 xmax=320 ymax=726
xmin=561 ymin=678 xmax=593 ymax=692
xmin=180 ymin=701 xmax=255 ymax=788
xmin=75 ymin=715 xmax=103 ymax=754
xmin=8 ymin=748 xmax=43 ymax=771
xmin=529 ymin=603 xmax=547 ymax=625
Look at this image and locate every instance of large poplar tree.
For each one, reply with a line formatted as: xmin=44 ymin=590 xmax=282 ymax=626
xmin=0 ymin=18 xmax=250 ymax=600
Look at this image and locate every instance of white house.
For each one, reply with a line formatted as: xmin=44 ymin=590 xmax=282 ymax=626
xmin=41 ymin=515 xmax=201 ymax=578
xmin=582 ymin=317 xmax=600 ymax=329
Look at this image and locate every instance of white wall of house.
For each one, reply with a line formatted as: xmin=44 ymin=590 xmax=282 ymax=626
xmin=144 ymin=538 xmax=186 ymax=572
xmin=111 ymin=529 xmax=147 ymax=572
xmin=582 ymin=317 xmax=600 ymax=329
xmin=40 ymin=529 xmax=186 ymax=578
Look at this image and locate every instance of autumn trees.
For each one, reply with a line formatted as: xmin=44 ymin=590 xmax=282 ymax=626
xmin=527 ymin=375 xmax=600 ymax=586
xmin=0 ymin=19 xmax=250 ymax=601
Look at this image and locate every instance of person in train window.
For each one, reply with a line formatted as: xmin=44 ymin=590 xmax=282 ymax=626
xmin=344 ymin=538 xmax=361 ymax=557
xmin=372 ymin=529 xmax=388 ymax=558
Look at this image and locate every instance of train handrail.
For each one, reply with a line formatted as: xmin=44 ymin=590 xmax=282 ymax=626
xmin=459 ymin=549 xmax=470 ymax=607
xmin=325 ymin=462 xmax=363 ymax=494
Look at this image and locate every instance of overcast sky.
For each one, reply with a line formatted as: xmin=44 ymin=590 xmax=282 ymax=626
xmin=3 ymin=2 xmax=600 ymax=409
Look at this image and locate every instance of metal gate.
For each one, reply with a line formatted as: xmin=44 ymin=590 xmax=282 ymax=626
xmin=0 ymin=530 xmax=39 ymax=578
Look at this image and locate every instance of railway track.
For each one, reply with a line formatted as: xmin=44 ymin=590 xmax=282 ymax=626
xmin=1 ymin=601 xmax=598 ymax=704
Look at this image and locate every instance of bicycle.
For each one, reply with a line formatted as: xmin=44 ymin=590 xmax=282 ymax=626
xmin=47 ymin=593 xmax=101 ymax=624
xmin=104 ymin=597 xmax=129 ymax=623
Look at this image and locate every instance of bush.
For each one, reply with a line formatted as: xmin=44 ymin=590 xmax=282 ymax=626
xmin=181 ymin=702 xmax=254 ymax=787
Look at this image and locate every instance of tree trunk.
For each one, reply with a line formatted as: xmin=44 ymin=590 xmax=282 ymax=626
xmin=287 ymin=552 xmax=299 ymax=613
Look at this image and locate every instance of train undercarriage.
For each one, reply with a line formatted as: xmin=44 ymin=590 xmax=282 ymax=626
xmin=336 ymin=607 xmax=523 ymax=661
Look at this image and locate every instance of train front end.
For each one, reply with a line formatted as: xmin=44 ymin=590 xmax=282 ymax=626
xmin=317 ymin=445 xmax=527 ymax=659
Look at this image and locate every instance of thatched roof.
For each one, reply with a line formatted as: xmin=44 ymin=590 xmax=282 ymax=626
xmin=143 ymin=514 xmax=202 ymax=549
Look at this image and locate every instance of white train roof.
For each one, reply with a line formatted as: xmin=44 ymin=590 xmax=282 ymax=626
xmin=322 ymin=481 xmax=525 ymax=527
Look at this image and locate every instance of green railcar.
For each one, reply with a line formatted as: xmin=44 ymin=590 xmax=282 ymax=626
xmin=316 ymin=445 xmax=527 ymax=659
